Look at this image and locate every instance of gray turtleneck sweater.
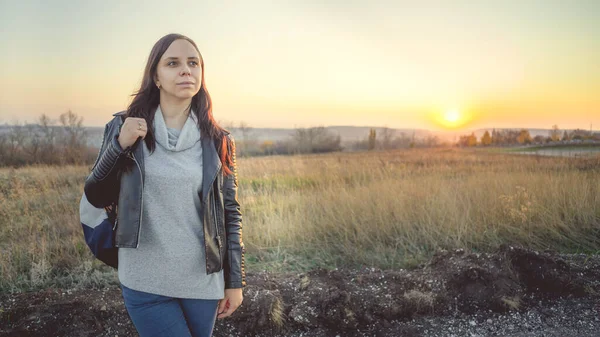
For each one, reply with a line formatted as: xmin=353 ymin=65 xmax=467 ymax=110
xmin=118 ymin=105 xmax=224 ymax=300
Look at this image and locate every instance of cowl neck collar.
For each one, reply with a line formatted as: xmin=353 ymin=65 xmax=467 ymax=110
xmin=153 ymin=104 xmax=200 ymax=152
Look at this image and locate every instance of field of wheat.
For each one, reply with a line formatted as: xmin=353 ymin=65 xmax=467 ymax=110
xmin=1 ymin=148 xmax=599 ymax=292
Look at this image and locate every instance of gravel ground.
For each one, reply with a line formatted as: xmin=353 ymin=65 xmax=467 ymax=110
xmin=2 ymin=245 xmax=600 ymax=336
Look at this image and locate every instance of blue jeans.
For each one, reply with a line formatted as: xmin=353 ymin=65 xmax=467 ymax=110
xmin=120 ymin=283 xmax=220 ymax=337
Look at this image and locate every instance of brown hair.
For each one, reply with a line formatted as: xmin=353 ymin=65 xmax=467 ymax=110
xmin=125 ymin=33 xmax=233 ymax=176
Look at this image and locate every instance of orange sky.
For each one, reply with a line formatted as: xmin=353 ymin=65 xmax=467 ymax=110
xmin=0 ymin=1 xmax=598 ymax=131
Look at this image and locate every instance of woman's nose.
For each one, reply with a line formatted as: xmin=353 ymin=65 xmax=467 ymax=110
xmin=181 ymin=64 xmax=191 ymax=75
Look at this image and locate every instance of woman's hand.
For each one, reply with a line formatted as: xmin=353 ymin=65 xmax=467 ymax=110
xmin=217 ymin=288 xmax=243 ymax=319
xmin=118 ymin=117 xmax=147 ymax=150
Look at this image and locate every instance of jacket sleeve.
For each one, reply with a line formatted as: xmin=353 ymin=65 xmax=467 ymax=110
xmin=222 ymin=133 xmax=247 ymax=289
xmin=83 ymin=119 xmax=128 ymax=209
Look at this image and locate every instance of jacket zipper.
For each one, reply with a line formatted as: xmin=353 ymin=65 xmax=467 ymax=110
xmin=212 ymin=190 xmax=222 ymax=266
xmin=128 ymin=151 xmax=144 ymax=248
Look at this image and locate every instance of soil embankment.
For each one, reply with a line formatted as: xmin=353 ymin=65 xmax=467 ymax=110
xmin=2 ymin=245 xmax=600 ymax=336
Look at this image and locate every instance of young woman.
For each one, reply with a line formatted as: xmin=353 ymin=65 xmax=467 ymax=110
xmin=84 ymin=33 xmax=246 ymax=337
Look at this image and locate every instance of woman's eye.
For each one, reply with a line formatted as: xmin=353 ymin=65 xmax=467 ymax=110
xmin=167 ymin=61 xmax=197 ymax=66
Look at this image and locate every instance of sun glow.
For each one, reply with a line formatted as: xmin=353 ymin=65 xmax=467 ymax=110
xmin=444 ymin=109 xmax=461 ymax=123
xmin=428 ymin=107 xmax=474 ymax=130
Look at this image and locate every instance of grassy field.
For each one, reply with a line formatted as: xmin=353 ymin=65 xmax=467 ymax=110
xmin=1 ymin=148 xmax=599 ymax=292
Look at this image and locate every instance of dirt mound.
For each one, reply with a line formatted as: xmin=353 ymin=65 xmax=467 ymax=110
xmin=429 ymin=244 xmax=597 ymax=314
xmin=2 ymin=245 xmax=600 ymax=337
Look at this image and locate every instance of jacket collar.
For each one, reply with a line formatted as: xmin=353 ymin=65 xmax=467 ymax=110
xmin=201 ymin=129 xmax=222 ymax=203
xmin=112 ymin=110 xmax=222 ymax=202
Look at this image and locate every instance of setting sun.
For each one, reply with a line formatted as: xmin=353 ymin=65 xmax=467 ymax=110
xmin=427 ymin=107 xmax=475 ymax=130
xmin=444 ymin=109 xmax=461 ymax=123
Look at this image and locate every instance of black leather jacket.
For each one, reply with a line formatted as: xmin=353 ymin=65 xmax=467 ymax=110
xmin=84 ymin=111 xmax=246 ymax=289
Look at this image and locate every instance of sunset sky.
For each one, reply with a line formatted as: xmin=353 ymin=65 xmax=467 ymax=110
xmin=1 ymin=0 xmax=598 ymax=131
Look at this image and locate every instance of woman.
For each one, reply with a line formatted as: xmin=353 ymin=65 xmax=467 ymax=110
xmin=85 ymin=33 xmax=245 ymax=336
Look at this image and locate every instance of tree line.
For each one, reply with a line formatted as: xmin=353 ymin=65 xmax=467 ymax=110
xmin=6 ymin=110 xmax=595 ymax=168
xmin=0 ymin=110 xmax=96 ymax=167
xmin=457 ymin=125 xmax=600 ymax=147
xmin=233 ymin=125 xmax=344 ymax=156
xmin=232 ymin=126 xmax=449 ymax=157
xmin=352 ymin=127 xmax=447 ymax=150
xmin=0 ymin=111 xmax=460 ymax=168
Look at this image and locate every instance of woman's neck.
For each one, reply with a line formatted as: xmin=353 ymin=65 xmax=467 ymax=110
xmin=159 ymin=97 xmax=192 ymax=129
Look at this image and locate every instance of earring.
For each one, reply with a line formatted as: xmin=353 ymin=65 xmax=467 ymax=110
xmin=156 ymin=83 xmax=161 ymax=89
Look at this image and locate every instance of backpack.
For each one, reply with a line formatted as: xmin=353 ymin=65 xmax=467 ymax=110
xmin=78 ymin=114 xmax=129 ymax=269
xmin=79 ymin=192 xmax=119 ymax=269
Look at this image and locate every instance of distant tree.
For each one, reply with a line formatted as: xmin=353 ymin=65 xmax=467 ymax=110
xmin=504 ymin=129 xmax=521 ymax=145
xmin=0 ymin=110 xmax=102 ymax=167
xmin=237 ymin=121 xmax=253 ymax=156
xmin=292 ymin=126 xmax=341 ymax=154
xmin=6 ymin=121 xmax=27 ymax=163
xmin=58 ymin=109 xmax=87 ymax=164
xmin=467 ymin=132 xmax=477 ymax=147
xmin=533 ymin=135 xmax=545 ymax=144
xmin=561 ymin=130 xmax=570 ymax=141
xmin=423 ymin=135 xmax=441 ymax=147
xmin=389 ymin=131 xmax=412 ymax=148
xmin=549 ymin=124 xmax=561 ymax=142
xmin=59 ymin=110 xmax=86 ymax=143
xmin=23 ymin=124 xmax=42 ymax=163
xmin=517 ymin=129 xmax=532 ymax=145
xmin=457 ymin=133 xmax=477 ymax=147
xmin=259 ymin=140 xmax=274 ymax=155
xmin=571 ymin=128 xmax=591 ymax=139
xmin=379 ymin=127 xmax=394 ymax=150
xmin=491 ymin=129 xmax=506 ymax=145
xmin=38 ymin=114 xmax=58 ymax=163
xmin=0 ymin=135 xmax=6 ymax=163
xmin=368 ymin=128 xmax=376 ymax=151
xmin=458 ymin=133 xmax=477 ymax=147
xmin=481 ymin=131 xmax=492 ymax=146
xmin=492 ymin=129 xmax=523 ymax=145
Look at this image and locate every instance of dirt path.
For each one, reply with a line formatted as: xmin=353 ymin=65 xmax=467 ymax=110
xmin=2 ymin=245 xmax=600 ymax=336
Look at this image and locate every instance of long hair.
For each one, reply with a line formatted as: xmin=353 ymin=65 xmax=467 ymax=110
xmin=125 ymin=33 xmax=234 ymax=176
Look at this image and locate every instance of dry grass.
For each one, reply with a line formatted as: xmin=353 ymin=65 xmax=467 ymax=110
xmin=500 ymin=295 xmax=521 ymax=310
xmin=403 ymin=289 xmax=435 ymax=313
xmin=269 ymin=295 xmax=286 ymax=329
xmin=1 ymin=148 xmax=599 ymax=292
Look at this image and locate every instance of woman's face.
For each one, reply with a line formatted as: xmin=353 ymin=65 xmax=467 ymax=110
xmin=154 ymin=39 xmax=202 ymax=100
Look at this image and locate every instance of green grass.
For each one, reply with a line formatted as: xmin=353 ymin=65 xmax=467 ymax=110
xmin=498 ymin=144 xmax=600 ymax=153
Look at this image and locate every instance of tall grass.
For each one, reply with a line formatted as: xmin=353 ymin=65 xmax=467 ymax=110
xmin=1 ymin=148 xmax=599 ymax=292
